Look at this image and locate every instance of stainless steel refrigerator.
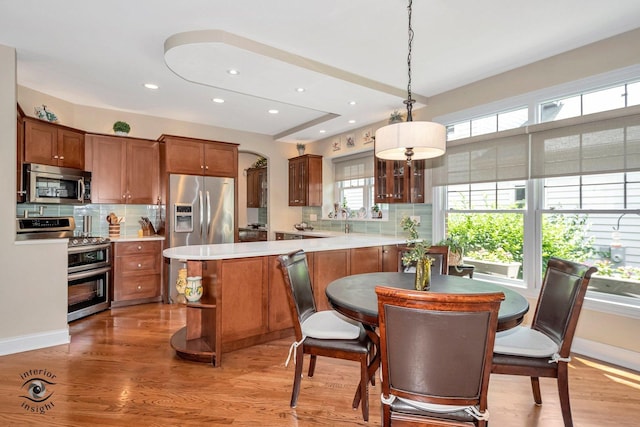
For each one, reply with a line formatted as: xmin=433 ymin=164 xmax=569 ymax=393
xmin=166 ymin=174 xmax=235 ymax=303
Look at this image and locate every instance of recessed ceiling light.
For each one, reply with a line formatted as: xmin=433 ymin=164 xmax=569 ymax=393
xmin=348 ymin=119 xmax=356 ymax=124
xmin=227 ymin=69 xmax=240 ymax=75
xmin=268 ymin=109 xmax=279 ymax=114
xmin=296 ymin=87 xmax=305 ymax=92
xmin=212 ymin=98 xmax=225 ymax=103
xmin=319 ymin=130 xmax=326 ymax=134
xmin=348 ymin=101 xmax=356 ymax=105
xmin=144 ymin=83 xmax=159 ymax=90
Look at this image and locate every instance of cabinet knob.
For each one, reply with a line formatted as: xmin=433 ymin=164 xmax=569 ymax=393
xmin=128 ymin=194 xmax=132 ymax=199
xmin=137 ymin=263 xmax=142 ymax=268
xmin=137 ymin=245 xmax=142 ymax=250
xmin=122 ymin=195 xmax=126 ymax=199
xmin=59 ymin=156 xmax=64 ymax=160
xmin=53 ymin=155 xmax=59 ymax=159
xmin=137 ymin=285 xmax=142 ymax=290
xmin=205 ymin=166 xmax=209 ymax=170
xmin=201 ymin=165 xmax=204 ymax=169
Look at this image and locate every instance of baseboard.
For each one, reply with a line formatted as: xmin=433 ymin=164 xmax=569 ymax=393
xmin=573 ymin=337 xmax=640 ymax=372
xmin=0 ymin=328 xmax=70 ymax=356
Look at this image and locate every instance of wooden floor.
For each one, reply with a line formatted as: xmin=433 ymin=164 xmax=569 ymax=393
xmin=0 ymin=303 xmax=638 ymax=426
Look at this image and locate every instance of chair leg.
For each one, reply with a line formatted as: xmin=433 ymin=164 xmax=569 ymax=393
xmin=290 ymin=348 xmax=304 ymax=408
xmin=360 ymin=354 xmax=369 ymax=421
xmin=557 ymin=364 xmax=574 ymax=427
xmin=307 ymin=354 xmax=317 ymax=377
xmin=530 ymin=376 xmax=542 ymax=405
xmin=382 ymin=399 xmax=391 ymax=427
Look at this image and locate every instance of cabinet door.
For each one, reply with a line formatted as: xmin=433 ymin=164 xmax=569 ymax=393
xmin=165 ymin=139 xmax=204 ymax=175
xmin=375 ymin=158 xmax=424 ymax=203
xmin=382 ymin=245 xmax=401 ymax=272
xmin=246 ymin=168 xmax=258 ymax=207
xmin=257 ymin=167 xmax=267 ymax=207
xmin=409 ymin=160 xmax=425 ymax=203
xmin=126 ymin=140 xmax=159 ymax=204
xmin=311 ymin=250 xmax=349 ymax=311
xmin=306 ymin=155 xmax=323 ymax=206
xmin=203 ymin=142 xmax=237 ymax=177
xmin=220 ymin=257 xmax=269 ymax=342
xmin=58 ymin=129 xmax=85 ymax=170
xmin=90 ymin=135 xmax=126 ymax=203
xmin=24 ymin=119 xmax=57 ymax=166
xmin=350 ymin=247 xmax=382 ymax=274
xmin=268 ymin=256 xmax=294 ymax=332
xmin=288 ymin=158 xmax=301 ymax=205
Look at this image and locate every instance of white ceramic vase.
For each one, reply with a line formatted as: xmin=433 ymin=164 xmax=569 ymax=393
xmin=185 ymin=276 xmax=203 ymax=302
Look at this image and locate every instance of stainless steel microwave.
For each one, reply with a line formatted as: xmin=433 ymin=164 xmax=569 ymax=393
xmin=24 ymin=163 xmax=91 ymax=204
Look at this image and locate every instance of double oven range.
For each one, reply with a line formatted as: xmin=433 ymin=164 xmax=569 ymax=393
xmin=17 ymin=216 xmax=111 ymax=322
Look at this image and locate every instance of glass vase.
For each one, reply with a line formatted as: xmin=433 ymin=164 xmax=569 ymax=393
xmin=415 ymin=258 xmax=432 ymax=291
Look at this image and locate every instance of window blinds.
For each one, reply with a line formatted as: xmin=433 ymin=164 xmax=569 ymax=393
xmin=333 ymin=152 xmax=374 ymax=181
xmin=433 ymin=105 xmax=640 ymax=186
xmin=432 ymin=128 xmax=529 ymax=186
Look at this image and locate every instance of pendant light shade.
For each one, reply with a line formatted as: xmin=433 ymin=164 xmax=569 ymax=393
xmin=375 ymin=120 xmax=446 ymax=161
xmin=375 ymin=0 xmax=446 ymax=163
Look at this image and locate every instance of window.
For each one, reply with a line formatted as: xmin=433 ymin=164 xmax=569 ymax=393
xmin=446 ymin=107 xmax=528 ymax=141
xmin=333 ymin=153 xmax=375 ymax=213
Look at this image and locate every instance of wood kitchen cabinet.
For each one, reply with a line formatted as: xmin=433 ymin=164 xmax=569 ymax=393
xmin=374 ymin=158 xmax=425 ymax=203
xmin=160 ymin=134 xmax=238 ymax=178
xmin=23 ymin=117 xmax=85 ymax=170
xmin=311 ymin=249 xmax=349 ymax=311
xmin=87 ymin=134 xmax=159 ymax=204
xmin=350 ymin=246 xmax=382 ymax=275
xmin=288 ymin=154 xmax=322 ymax=206
xmin=246 ymin=166 xmax=267 ymax=207
xmin=112 ymin=240 xmax=163 ymax=307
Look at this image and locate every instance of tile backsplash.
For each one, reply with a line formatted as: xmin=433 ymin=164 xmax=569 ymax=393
xmin=302 ymin=203 xmax=432 ymax=241
xmin=17 ymin=203 xmax=166 ymax=237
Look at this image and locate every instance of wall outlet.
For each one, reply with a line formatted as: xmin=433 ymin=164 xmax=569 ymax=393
xmin=410 ymin=215 xmax=420 ymax=225
xmin=309 ymin=214 xmax=317 ymax=221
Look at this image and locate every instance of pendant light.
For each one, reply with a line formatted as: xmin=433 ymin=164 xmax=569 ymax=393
xmin=375 ymin=0 xmax=446 ymax=164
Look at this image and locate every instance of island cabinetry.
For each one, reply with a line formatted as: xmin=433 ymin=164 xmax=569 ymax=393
xmin=87 ymin=134 xmax=159 ymax=204
xmin=350 ymin=246 xmax=382 ymax=275
xmin=374 ymin=158 xmax=425 ymax=204
xmin=382 ymin=244 xmax=402 ymax=272
xmin=23 ymin=117 xmax=85 ymax=170
xmin=288 ymin=154 xmax=322 ymax=206
xmin=311 ymin=249 xmax=349 ymax=311
xmin=220 ymin=257 xmax=269 ymax=347
xmin=246 ymin=166 xmax=267 ymax=207
xmin=267 ymin=254 xmax=315 ymax=332
xmin=160 ymin=134 xmax=238 ymax=178
xmin=112 ymin=240 xmax=163 ymax=307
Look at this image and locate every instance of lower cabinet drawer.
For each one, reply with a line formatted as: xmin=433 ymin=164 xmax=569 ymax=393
xmin=114 ymin=274 xmax=160 ymax=301
xmin=116 ymin=254 xmax=161 ymax=274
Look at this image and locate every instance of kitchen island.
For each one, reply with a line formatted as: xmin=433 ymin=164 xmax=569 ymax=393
xmin=163 ymin=234 xmax=405 ymax=366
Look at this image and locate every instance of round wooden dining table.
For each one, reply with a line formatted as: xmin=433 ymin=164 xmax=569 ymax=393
xmin=325 ymin=272 xmax=530 ymax=331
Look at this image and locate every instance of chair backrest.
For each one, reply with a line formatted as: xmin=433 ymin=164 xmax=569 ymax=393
xmin=426 ymin=245 xmax=450 ymax=275
xmin=532 ymin=257 xmax=597 ymax=356
xmin=277 ymin=249 xmax=317 ymax=340
xmin=376 ymin=286 xmax=504 ymax=409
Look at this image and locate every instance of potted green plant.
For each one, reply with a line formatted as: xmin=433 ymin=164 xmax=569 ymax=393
xmin=113 ymin=121 xmax=131 ymax=135
xmin=296 ymin=143 xmax=305 ymax=155
xmin=436 ymin=236 xmax=466 ymax=267
xmin=371 ymin=204 xmax=381 ymax=219
xmin=388 ymin=110 xmax=404 ymax=124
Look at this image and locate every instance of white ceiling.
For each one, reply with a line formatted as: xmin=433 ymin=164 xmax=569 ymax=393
xmin=1 ymin=0 xmax=640 ymax=143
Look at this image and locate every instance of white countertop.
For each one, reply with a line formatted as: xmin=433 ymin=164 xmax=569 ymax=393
xmin=109 ymin=235 xmax=165 ymax=243
xmin=163 ymin=234 xmax=404 ymax=260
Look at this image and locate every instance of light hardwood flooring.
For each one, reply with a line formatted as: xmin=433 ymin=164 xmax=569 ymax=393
xmin=0 ymin=303 xmax=638 ymax=426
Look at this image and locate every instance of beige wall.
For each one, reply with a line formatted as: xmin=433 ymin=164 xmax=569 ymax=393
xmin=0 ymin=45 xmax=69 ymax=354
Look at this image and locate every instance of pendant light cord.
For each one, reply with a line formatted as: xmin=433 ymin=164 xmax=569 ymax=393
xmin=404 ymin=0 xmax=415 ymax=122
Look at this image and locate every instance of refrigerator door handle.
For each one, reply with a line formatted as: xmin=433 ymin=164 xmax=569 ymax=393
xmin=199 ymin=190 xmax=204 ymax=239
xmin=206 ymin=190 xmax=212 ymax=237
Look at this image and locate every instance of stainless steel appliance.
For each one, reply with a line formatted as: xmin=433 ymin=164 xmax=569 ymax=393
xmin=23 ymin=163 xmax=91 ymax=204
xmin=166 ymin=174 xmax=235 ymax=303
xmin=17 ymin=216 xmax=110 ymax=322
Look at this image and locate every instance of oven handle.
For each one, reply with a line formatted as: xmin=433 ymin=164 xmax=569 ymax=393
xmin=68 ymin=265 xmax=111 ymax=281
xmin=67 ymin=242 xmax=111 ymax=254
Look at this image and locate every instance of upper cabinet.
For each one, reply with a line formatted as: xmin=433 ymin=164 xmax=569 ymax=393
xmin=160 ymin=135 xmax=238 ymax=178
xmin=288 ymin=154 xmax=322 ymax=207
xmin=87 ymin=134 xmax=159 ymax=204
xmin=374 ymin=158 xmax=425 ymax=204
xmin=23 ymin=117 xmax=85 ymax=170
xmin=247 ymin=166 xmax=267 ymax=208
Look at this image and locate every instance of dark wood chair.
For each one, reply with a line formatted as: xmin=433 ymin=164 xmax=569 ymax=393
xmin=492 ymin=257 xmax=597 ymax=427
xmin=277 ymin=249 xmax=373 ymax=421
xmin=426 ymin=245 xmax=450 ymax=275
xmin=376 ymin=286 xmax=504 ymax=426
